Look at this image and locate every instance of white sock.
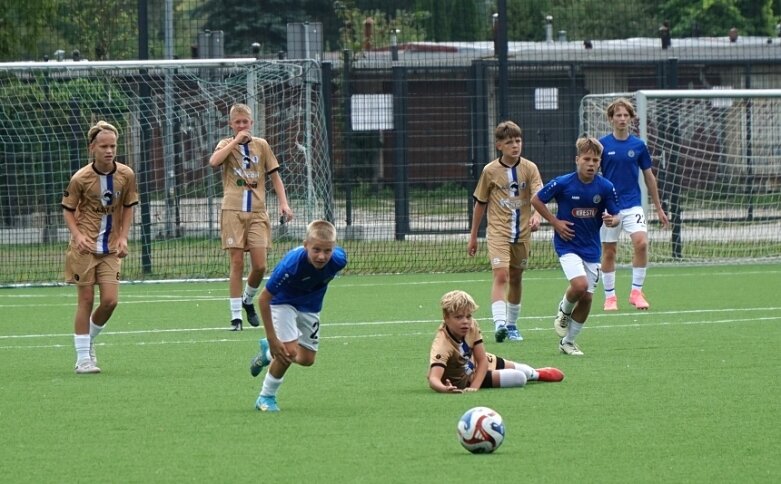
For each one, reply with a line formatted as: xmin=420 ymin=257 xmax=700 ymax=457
xmin=507 ymin=303 xmax=520 ymax=326
xmin=89 ymin=320 xmax=104 ymax=340
xmin=497 ymin=369 xmax=527 ymax=388
xmin=514 ymin=363 xmax=536 ymax=380
xmin=74 ymin=334 xmax=90 ymax=363
xmin=261 ymin=373 xmax=284 ymax=397
xmin=632 ymin=267 xmax=647 ymax=291
xmin=492 ymin=300 xmax=507 ymax=327
xmin=603 ymin=271 xmax=616 ymax=297
xmin=560 ymin=295 xmax=575 ymax=315
xmin=242 ymin=284 xmax=259 ymax=305
xmin=230 ymin=297 xmax=242 ymax=320
xmin=563 ymin=318 xmax=584 ymax=344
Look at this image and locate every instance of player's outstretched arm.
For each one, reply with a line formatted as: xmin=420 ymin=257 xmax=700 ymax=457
xmin=428 ymin=366 xmax=464 ymax=393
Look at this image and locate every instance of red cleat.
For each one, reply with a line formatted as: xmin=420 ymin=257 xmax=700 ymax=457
xmin=535 ymin=367 xmax=565 ymax=382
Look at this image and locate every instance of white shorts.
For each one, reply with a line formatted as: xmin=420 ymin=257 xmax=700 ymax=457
xmin=270 ymin=305 xmax=321 ymax=352
xmin=558 ymin=253 xmax=601 ymax=294
xmin=600 ymin=206 xmax=647 ymax=243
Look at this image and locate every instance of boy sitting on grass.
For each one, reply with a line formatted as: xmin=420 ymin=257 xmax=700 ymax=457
xmin=427 ymin=290 xmax=564 ymax=393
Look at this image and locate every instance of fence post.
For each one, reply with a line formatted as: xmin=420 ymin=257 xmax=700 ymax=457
xmin=393 ymin=65 xmax=409 ymax=240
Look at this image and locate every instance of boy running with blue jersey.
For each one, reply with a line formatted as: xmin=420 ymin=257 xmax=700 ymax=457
xmin=249 ymin=220 xmax=348 ymax=412
xmin=531 ymin=137 xmax=620 ymax=356
xmin=468 ymin=121 xmax=543 ymax=343
xmin=599 ymin=98 xmax=669 ymax=311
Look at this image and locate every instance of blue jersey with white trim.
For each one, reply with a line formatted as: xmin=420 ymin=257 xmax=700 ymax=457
xmin=266 ymin=246 xmax=348 ymax=312
xmin=599 ymin=134 xmax=652 ymax=210
xmin=536 ymin=172 xmax=619 ymax=262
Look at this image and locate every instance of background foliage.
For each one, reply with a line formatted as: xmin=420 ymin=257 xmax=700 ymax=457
xmin=2 ymin=0 xmax=780 ymax=61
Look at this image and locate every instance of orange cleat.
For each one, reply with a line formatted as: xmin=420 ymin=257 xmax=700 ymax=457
xmin=629 ymin=289 xmax=650 ymax=310
xmin=536 ymin=367 xmax=565 ymax=382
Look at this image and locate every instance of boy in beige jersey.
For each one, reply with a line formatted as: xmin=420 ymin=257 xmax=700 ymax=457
xmin=468 ymin=121 xmax=542 ymax=342
xmin=427 ymin=290 xmax=563 ymax=393
xmin=62 ymin=121 xmax=139 ymax=374
xmin=209 ymin=103 xmax=294 ymax=331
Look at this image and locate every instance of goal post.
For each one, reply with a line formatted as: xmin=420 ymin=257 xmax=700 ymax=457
xmin=580 ymin=89 xmax=781 ymax=263
xmin=0 ymin=59 xmax=332 ymax=285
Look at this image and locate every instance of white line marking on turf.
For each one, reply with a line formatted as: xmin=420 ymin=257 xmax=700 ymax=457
xmin=0 ymin=313 xmax=778 ymax=351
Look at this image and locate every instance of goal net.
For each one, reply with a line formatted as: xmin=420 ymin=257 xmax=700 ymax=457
xmin=0 ymin=59 xmax=332 ymax=285
xmin=580 ymin=89 xmax=781 ymax=264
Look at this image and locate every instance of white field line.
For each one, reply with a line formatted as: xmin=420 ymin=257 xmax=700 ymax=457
xmin=0 ymin=309 xmax=778 ymax=351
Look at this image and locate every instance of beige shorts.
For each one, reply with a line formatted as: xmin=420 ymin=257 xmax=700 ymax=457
xmin=487 ymin=239 xmax=530 ymax=270
xmin=220 ymin=210 xmax=271 ymax=251
xmin=64 ymin=248 xmax=122 ymax=286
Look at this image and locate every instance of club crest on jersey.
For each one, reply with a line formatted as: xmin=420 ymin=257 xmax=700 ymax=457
xmin=627 ymin=149 xmax=636 ymax=158
xmin=571 ymin=208 xmax=598 ymax=218
xmin=592 ymin=194 xmax=602 ymax=204
xmin=102 ymin=190 xmax=114 ymax=206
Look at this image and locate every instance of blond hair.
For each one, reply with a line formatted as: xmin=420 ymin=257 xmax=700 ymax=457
xmin=494 ymin=120 xmax=523 ymax=142
xmin=576 ymin=136 xmax=604 ymax=157
xmin=87 ymin=120 xmax=119 ymax=144
xmin=606 ymin=98 xmax=636 ymax=119
xmin=229 ymin=103 xmax=252 ymax=119
xmin=440 ymin=290 xmax=478 ymax=318
xmin=306 ymin=220 xmax=337 ymax=243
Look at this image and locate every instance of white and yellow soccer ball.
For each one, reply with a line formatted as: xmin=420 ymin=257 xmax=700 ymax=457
xmin=456 ymin=406 xmax=505 ymax=454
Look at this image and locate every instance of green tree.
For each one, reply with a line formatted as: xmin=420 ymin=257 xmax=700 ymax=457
xmin=334 ymin=0 xmax=429 ymax=51
xmin=0 ymin=0 xmax=56 ymax=61
xmin=416 ymin=0 xmax=482 ymax=41
xmin=193 ymin=0 xmax=308 ymax=55
xmin=52 ymin=0 xmax=137 ymax=60
xmin=661 ymin=0 xmax=748 ymax=37
xmin=736 ymin=0 xmax=775 ymax=35
xmin=506 ymin=0 xmax=550 ymax=41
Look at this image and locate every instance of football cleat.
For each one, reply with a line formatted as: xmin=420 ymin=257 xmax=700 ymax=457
xmin=243 ymin=302 xmax=260 ymax=327
xmin=75 ymin=359 xmax=101 ymax=374
xmin=535 ymin=367 xmax=565 ymax=382
xmin=629 ymin=289 xmax=650 ymax=310
xmin=553 ymin=305 xmax=571 ymax=337
xmin=250 ymin=338 xmax=271 ymax=377
xmin=229 ymin=318 xmax=242 ymax=331
xmin=256 ymin=395 xmax=280 ymax=412
xmin=559 ymin=339 xmax=584 ymax=356
xmin=506 ymin=325 xmax=523 ymax=341
xmin=494 ymin=323 xmax=508 ymax=343
xmin=603 ymin=295 xmax=618 ymax=311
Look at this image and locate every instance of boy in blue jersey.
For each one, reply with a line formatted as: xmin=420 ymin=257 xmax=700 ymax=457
xmin=249 ymin=220 xmax=348 ymax=412
xmin=531 ymin=137 xmax=620 ymax=356
xmin=599 ymin=98 xmax=669 ymax=311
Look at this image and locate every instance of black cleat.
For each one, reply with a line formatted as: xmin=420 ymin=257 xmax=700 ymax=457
xmin=243 ymin=302 xmax=260 ymax=327
xmin=229 ymin=318 xmax=243 ymax=331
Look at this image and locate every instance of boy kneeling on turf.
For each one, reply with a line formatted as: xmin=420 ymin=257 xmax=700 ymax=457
xmin=427 ymin=290 xmax=564 ymax=393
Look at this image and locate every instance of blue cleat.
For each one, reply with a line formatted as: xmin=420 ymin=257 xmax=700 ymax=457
xmin=256 ymin=394 xmax=280 ymax=412
xmin=249 ymin=338 xmax=271 ymax=377
xmin=507 ymin=325 xmax=523 ymax=341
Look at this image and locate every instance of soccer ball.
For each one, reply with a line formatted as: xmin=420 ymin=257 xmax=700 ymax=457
xmin=456 ymin=406 xmax=505 ymax=454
